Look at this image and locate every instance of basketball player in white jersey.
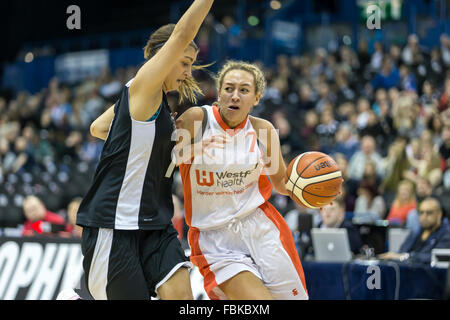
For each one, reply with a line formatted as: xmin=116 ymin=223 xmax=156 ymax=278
xmin=173 ymin=61 xmax=309 ymax=300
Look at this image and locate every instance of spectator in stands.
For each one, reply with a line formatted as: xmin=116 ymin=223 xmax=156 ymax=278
xmin=428 ymin=48 xmax=444 ymax=85
xmin=0 ymin=137 xmax=13 ymax=176
xmin=316 ymin=107 xmax=339 ymax=154
xmin=381 ymin=136 xmax=410 ymax=193
xmin=356 ymin=97 xmax=371 ymax=131
xmin=415 ymin=176 xmax=437 ymax=203
xmin=336 ymin=101 xmax=355 ymax=122
xmin=378 ymin=197 xmax=450 ymax=264
xmin=331 ymin=123 xmax=359 ymax=161
xmin=389 ymin=44 xmax=402 ymax=67
xmin=427 ymin=113 xmax=444 ymax=147
xmin=297 ymin=82 xmax=315 ymax=111
xmin=272 ymin=110 xmax=304 ymax=157
xmin=98 ymin=67 xmax=123 ymax=101
xmin=439 ymin=125 xmax=450 ymax=172
xmin=386 ymin=180 xmax=419 ymax=229
xmin=371 ymin=56 xmax=400 ymax=91
xmin=370 ymin=41 xmax=384 ymax=72
xmin=334 ymin=153 xmax=358 ymax=211
xmin=299 ymin=110 xmax=319 ymax=151
xmin=348 ymin=135 xmax=384 ymax=180
xmin=401 ymin=34 xmax=424 ymax=67
xmin=371 ymin=88 xmax=387 ymax=115
xmin=62 ymin=131 xmax=83 ymax=162
xmin=438 ymin=78 xmax=450 ymax=113
xmin=393 ymin=95 xmax=424 ymax=139
xmin=10 ymin=136 xmax=35 ymax=174
xmin=22 ymin=195 xmax=71 ymax=237
xmin=49 ymin=85 xmax=73 ymax=130
xmin=420 ymin=80 xmax=439 ymax=113
xmin=405 ymin=132 xmax=443 ymax=188
xmin=357 ymin=40 xmax=371 ymax=72
xmin=317 ymin=196 xmax=363 ymax=255
xmin=359 ymin=110 xmax=387 ymax=148
xmin=79 ymin=133 xmax=103 ymax=164
xmin=353 ymin=178 xmax=386 ymax=222
xmin=362 ymin=160 xmax=381 ymax=187
xmin=335 ymin=69 xmax=355 ymax=105
xmin=440 ymin=34 xmax=450 ymax=67
xmin=399 ymin=64 xmax=417 ymax=93
xmin=315 ymin=81 xmax=335 ymax=113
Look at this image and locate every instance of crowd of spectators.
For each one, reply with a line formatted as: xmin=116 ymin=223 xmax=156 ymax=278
xmin=1 ymin=31 xmax=450 ymax=260
xmin=0 ymin=66 xmax=139 ymax=236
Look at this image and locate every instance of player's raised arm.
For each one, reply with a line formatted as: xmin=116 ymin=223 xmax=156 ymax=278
xmin=129 ymin=0 xmax=214 ymax=122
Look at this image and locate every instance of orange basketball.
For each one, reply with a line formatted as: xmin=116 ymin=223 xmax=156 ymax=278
xmin=285 ymin=152 xmax=343 ymax=208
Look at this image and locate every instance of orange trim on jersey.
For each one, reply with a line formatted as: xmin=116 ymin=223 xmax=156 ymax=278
xmin=258 ymin=174 xmax=273 ymax=201
xmin=188 ymin=228 xmax=221 ymax=300
xmin=181 ymin=164 xmax=220 ymax=299
xmin=213 ymin=105 xmax=248 ymax=135
xmin=259 ymin=201 xmax=309 ymax=297
xmin=179 ymin=163 xmax=193 ymax=226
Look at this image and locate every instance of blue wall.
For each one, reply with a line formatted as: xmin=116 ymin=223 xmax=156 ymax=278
xmin=1 ymin=0 xmax=445 ymax=95
xmin=2 ymin=47 xmax=146 ymax=95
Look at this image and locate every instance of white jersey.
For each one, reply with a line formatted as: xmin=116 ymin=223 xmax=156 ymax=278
xmin=180 ymin=105 xmax=272 ymax=231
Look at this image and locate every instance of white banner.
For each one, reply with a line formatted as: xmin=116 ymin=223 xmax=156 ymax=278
xmin=54 ymin=49 xmax=109 ymax=83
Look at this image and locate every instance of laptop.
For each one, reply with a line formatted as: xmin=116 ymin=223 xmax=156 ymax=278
xmin=388 ymin=228 xmax=411 ymax=253
xmin=311 ymin=228 xmax=352 ymax=262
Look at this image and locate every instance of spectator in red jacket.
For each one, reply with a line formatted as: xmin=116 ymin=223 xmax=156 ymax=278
xmin=22 ymin=195 xmax=72 ymax=237
xmin=386 ymin=180 xmax=417 ymax=225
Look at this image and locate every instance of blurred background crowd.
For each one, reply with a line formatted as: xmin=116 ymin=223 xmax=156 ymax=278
xmin=0 ymin=0 xmax=449 ymax=261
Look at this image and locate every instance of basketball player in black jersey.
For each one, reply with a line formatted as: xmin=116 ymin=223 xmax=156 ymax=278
xmin=73 ymin=0 xmax=214 ymax=300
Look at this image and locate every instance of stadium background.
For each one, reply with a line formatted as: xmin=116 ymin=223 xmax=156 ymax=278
xmin=0 ymin=0 xmax=449 ymax=300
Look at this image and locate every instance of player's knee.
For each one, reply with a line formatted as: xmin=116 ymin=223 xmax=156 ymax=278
xmin=158 ymin=282 xmax=193 ymax=300
xmin=158 ymin=268 xmax=193 ymax=300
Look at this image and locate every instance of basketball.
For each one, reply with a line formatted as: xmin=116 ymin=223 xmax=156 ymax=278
xmin=285 ymin=152 xmax=343 ymax=209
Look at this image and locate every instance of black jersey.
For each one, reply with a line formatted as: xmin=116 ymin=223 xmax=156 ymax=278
xmin=76 ymin=80 xmax=176 ymax=230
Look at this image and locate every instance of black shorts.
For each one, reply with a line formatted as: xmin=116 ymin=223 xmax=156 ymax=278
xmin=81 ymin=224 xmax=191 ymax=300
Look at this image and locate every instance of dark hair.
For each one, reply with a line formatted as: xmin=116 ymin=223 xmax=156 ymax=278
xmin=358 ymin=179 xmax=379 ymax=198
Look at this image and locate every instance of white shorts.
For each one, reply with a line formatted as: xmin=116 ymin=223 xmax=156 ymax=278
xmin=188 ymin=202 xmax=309 ymax=300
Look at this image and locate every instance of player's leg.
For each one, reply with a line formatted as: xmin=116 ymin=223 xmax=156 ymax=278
xmin=141 ymin=226 xmax=193 ymax=300
xmin=82 ymin=227 xmax=150 ymax=300
xmin=218 ymin=271 xmax=273 ymax=300
xmin=188 ymin=224 xmax=270 ymax=300
xmin=157 ymin=267 xmax=193 ymax=300
xmin=248 ymin=203 xmax=309 ymax=300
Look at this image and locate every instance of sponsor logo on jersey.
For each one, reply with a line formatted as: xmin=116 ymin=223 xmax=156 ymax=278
xmin=195 ymin=168 xmax=256 ymax=188
xmin=195 ymin=170 xmax=215 ymax=187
